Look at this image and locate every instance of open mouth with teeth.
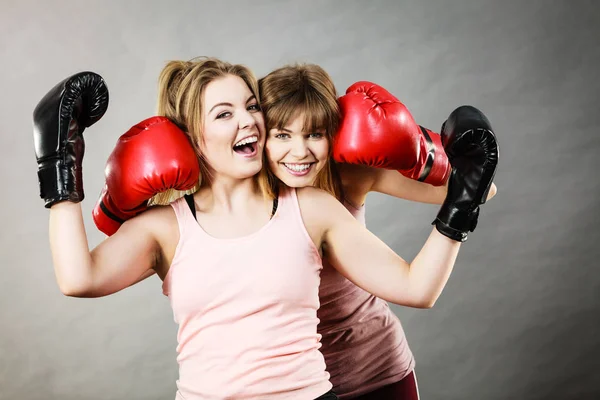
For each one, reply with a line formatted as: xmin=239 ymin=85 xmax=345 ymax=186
xmin=233 ymin=136 xmax=258 ymax=156
xmin=282 ymin=162 xmax=315 ymax=176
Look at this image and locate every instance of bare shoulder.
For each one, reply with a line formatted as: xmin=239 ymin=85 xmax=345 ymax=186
xmin=296 ymin=186 xmax=342 ymax=213
xmin=123 ymin=203 xmax=176 ymax=232
xmin=295 ymin=186 xmax=355 ymax=240
xmin=121 ymin=204 xmax=180 ymax=258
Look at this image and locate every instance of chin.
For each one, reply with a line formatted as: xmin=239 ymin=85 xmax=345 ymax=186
xmin=277 ymin=172 xmax=315 ymax=188
xmin=246 ymin=162 xmax=264 ymax=177
xmin=229 ymin=162 xmax=262 ymax=180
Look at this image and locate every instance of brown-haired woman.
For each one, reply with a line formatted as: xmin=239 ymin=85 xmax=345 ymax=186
xmin=259 ymin=63 xmax=498 ymax=399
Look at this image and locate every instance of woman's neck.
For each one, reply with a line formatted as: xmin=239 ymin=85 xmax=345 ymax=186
xmin=195 ymin=175 xmax=266 ymax=214
xmin=192 ymin=174 xmax=275 ymax=239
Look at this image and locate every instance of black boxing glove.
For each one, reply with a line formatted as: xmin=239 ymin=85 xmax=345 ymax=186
xmin=33 ymin=72 xmax=109 ymax=208
xmin=433 ymin=105 xmax=499 ymax=242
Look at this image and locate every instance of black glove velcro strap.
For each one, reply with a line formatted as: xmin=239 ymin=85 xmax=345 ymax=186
xmin=433 ymin=219 xmax=469 ymax=242
xmin=37 ymin=162 xmax=82 ymax=208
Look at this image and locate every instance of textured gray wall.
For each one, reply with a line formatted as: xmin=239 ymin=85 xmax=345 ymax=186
xmin=1 ymin=1 xmax=598 ymax=399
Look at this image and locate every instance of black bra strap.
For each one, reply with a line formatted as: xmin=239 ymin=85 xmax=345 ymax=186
xmin=271 ymin=185 xmax=279 ymax=218
xmin=184 ymin=194 xmax=197 ymax=220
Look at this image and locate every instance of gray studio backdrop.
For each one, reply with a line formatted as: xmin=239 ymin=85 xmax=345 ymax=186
xmin=1 ymin=1 xmax=598 ymax=399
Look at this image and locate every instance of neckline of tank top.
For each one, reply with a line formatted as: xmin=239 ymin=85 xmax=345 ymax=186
xmin=184 ymin=189 xmax=286 ymax=243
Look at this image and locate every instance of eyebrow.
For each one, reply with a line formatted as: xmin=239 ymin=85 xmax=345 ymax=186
xmin=208 ymin=95 xmax=256 ymax=114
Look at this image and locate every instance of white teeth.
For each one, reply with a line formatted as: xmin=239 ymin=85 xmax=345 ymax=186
xmin=234 ymin=136 xmax=258 ymax=147
xmin=284 ymin=163 xmax=311 ymax=172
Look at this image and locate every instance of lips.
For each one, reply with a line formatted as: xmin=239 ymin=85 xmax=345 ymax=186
xmin=234 ymin=135 xmax=258 ymax=148
xmin=233 ymin=135 xmax=259 ymax=156
xmin=282 ymin=162 xmax=314 ymax=176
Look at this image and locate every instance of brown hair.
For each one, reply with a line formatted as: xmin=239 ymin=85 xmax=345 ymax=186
xmin=258 ymin=63 xmax=344 ymax=200
xmin=151 ymin=56 xmax=272 ymax=205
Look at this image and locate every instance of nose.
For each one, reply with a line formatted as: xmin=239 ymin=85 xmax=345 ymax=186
xmin=290 ymin=137 xmax=310 ymax=159
xmin=238 ymin=108 xmax=257 ymax=130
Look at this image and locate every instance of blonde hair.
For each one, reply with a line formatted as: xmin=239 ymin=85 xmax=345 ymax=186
xmin=151 ymin=56 xmax=272 ymax=205
xmin=258 ymin=63 xmax=343 ymax=200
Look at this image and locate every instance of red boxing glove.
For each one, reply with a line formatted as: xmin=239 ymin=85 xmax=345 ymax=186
xmin=334 ymin=81 xmax=450 ymax=186
xmin=92 ymin=116 xmax=200 ymax=236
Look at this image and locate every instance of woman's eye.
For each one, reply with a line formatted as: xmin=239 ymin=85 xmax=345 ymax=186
xmin=274 ymin=133 xmax=290 ymax=139
xmin=248 ymin=104 xmax=261 ymax=112
xmin=309 ymin=132 xmax=324 ymax=139
xmin=216 ymin=111 xmax=231 ymax=119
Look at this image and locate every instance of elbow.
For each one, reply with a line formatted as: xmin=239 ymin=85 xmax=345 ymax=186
xmin=391 ymin=296 xmax=437 ymax=309
xmin=56 ymin=281 xmax=94 ymax=298
xmin=415 ymin=298 xmax=436 ymax=309
xmin=58 ymin=285 xmax=86 ymax=298
xmin=405 ymin=294 xmax=438 ymax=309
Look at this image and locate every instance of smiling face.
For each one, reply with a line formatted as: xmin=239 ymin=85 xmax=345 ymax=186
xmin=258 ymin=63 xmax=344 ymax=199
xmin=265 ymin=112 xmax=329 ymax=187
xmin=200 ymin=74 xmax=266 ymax=181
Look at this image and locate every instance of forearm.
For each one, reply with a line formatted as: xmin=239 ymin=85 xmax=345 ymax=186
xmin=371 ymin=169 xmax=498 ymax=205
xmin=49 ymin=202 xmax=95 ymax=296
xmin=407 ymin=227 xmax=461 ymax=308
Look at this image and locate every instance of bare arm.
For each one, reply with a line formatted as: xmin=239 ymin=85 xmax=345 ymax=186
xmin=49 ymin=201 xmax=165 ymax=298
xmin=300 ymin=188 xmax=460 ymax=308
xmin=128 ymin=269 xmax=158 ymax=287
xmin=370 ymin=168 xmax=497 ymax=204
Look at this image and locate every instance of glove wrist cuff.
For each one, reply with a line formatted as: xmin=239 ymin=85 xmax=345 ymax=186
xmin=432 ymin=219 xmax=469 ymax=242
xmin=433 ymin=204 xmax=480 ymax=242
xmin=38 ymin=162 xmax=84 ymax=208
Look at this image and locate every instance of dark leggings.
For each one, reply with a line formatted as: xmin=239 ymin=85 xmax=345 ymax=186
xmin=352 ymin=371 xmax=419 ymax=400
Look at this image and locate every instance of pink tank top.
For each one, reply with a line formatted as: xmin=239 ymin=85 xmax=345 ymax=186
xmin=317 ymin=200 xmax=415 ymax=399
xmin=163 ymin=187 xmax=331 ymax=400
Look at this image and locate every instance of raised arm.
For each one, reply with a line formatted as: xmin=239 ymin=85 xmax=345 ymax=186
xmin=369 ymin=168 xmax=497 ymax=204
xmin=306 ymin=105 xmax=499 ymax=308
xmin=34 ymin=73 xmax=194 ymax=297
xmin=49 ymin=202 xmax=162 ymax=297
xmin=302 ymin=188 xmax=459 ymax=308
xmin=334 ymin=81 xmax=497 ymax=206
xmin=33 ymin=72 xmax=163 ymax=297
